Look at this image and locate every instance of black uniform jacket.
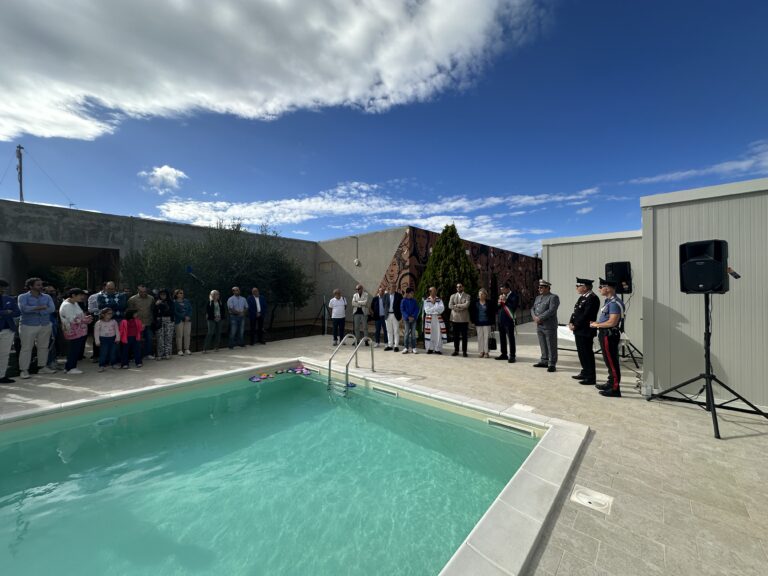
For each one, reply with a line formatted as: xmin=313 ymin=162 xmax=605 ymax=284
xmin=569 ymin=291 xmax=600 ymax=337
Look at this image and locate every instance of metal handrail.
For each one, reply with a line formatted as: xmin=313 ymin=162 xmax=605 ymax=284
xmin=344 ymin=336 xmax=374 ymax=387
xmin=327 ymin=334 xmax=358 ymax=386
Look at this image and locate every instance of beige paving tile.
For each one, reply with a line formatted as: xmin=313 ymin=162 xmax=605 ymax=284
xmin=572 ymin=512 xmax=665 ymax=570
xmin=595 ymin=543 xmax=663 ymax=576
xmin=555 ymin=551 xmax=603 ymax=575
xmin=548 ymin=523 xmax=600 ymax=564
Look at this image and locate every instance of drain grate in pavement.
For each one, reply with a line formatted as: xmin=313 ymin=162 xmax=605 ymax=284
xmin=570 ymin=484 xmax=614 ymax=514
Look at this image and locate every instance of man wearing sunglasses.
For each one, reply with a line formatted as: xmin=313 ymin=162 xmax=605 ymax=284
xmin=532 ymin=279 xmax=560 ymax=372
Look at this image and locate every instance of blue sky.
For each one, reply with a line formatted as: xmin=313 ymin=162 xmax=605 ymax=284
xmin=1 ymin=0 xmax=767 ymax=255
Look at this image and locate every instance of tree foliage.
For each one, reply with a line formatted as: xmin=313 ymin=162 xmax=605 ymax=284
xmin=121 ymin=221 xmax=315 ymax=312
xmin=415 ymin=224 xmax=479 ymax=304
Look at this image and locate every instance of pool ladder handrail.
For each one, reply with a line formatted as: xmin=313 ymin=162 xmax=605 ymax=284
xmin=344 ymin=336 xmax=374 ymax=388
xmin=327 ymin=334 xmax=358 ymax=388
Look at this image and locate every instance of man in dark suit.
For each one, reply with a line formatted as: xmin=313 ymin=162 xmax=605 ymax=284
xmin=568 ymin=277 xmax=600 ymax=385
xmin=247 ymin=287 xmax=268 ymax=345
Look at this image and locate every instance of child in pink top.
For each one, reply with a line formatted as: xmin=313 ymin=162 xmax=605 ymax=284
xmin=119 ymin=309 xmax=144 ymax=369
xmin=94 ymin=307 xmax=119 ymax=371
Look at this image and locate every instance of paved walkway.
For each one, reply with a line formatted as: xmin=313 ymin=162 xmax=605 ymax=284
xmin=1 ymin=325 xmax=766 ymax=576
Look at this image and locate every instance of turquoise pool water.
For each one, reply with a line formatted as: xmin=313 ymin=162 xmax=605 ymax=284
xmin=0 ymin=372 xmax=537 ymax=575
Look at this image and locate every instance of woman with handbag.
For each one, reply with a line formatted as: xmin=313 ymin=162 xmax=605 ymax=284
xmin=59 ymin=288 xmax=93 ymax=375
xmin=470 ymin=288 xmax=496 ymax=358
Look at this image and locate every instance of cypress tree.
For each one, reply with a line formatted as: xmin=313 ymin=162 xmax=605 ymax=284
xmin=415 ymin=224 xmax=479 ymax=306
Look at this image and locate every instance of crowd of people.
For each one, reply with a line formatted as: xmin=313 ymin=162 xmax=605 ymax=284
xmin=1 ymin=274 xmax=625 ymax=398
xmin=331 ymin=276 xmax=625 ymax=398
xmin=0 ymin=277 xmax=268 ymax=382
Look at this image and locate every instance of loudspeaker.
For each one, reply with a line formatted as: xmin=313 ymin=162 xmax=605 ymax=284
xmin=679 ymin=240 xmax=729 ymax=294
xmin=605 ymin=261 xmax=632 ymax=294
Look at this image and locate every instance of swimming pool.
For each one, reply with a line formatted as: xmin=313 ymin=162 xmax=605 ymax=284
xmin=0 ymin=366 xmax=541 ymax=575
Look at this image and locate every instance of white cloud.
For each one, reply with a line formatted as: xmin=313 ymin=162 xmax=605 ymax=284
xmin=629 ymin=140 xmax=768 ymax=184
xmin=576 ymin=206 xmax=593 ymax=214
xmin=146 ymin=178 xmax=591 ymax=255
xmin=138 ymin=165 xmax=188 ymax=195
xmin=0 ymin=1 xmax=549 ymax=141
xmin=291 ymin=230 xmax=310 ymax=236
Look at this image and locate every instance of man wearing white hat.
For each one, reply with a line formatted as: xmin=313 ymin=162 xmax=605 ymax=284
xmin=532 ymin=279 xmax=560 ymax=372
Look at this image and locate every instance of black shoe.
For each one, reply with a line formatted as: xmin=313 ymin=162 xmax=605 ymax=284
xmin=259 ymin=341 xmax=266 ymax=345
xmin=595 ymin=383 xmax=611 ymax=391
xmin=394 ymin=347 xmax=399 ymax=352
xmin=0 ymin=377 xmax=15 ymax=384
xmin=452 ymin=351 xmax=459 ymax=357
xmin=434 ymin=351 xmax=442 ymax=355
xmin=579 ymin=379 xmax=597 ymax=385
xmin=495 ymin=355 xmax=508 ymax=361
xmin=384 ymin=347 xmax=393 ymax=351
xmin=571 ymin=374 xmax=586 ymax=380
xmin=508 ymin=358 xmax=516 ymax=363
xmin=533 ymin=363 xmax=548 ymax=368
xmin=547 ymin=366 xmax=556 ymax=372
xmin=427 ymin=349 xmax=434 ymax=354
xmin=600 ymin=388 xmax=622 ymax=398
xmin=364 ymin=341 xmax=369 ymax=346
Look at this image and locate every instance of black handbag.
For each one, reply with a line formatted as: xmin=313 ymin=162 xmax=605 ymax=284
xmin=488 ymin=334 xmax=497 ymax=351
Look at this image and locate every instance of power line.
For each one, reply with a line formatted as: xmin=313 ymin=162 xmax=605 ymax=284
xmin=24 ymin=148 xmax=77 ymax=208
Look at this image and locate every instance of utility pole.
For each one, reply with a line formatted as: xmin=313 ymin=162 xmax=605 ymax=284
xmin=16 ymin=145 xmax=24 ymax=202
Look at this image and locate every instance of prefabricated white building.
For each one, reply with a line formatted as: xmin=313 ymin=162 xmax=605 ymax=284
xmin=543 ymin=177 xmax=768 ymax=409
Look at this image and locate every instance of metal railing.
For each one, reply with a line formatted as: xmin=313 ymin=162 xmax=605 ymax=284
xmin=344 ymin=336 xmax=374 ymax=388
xmin=327 ymin=334 xmax=358 ymax=387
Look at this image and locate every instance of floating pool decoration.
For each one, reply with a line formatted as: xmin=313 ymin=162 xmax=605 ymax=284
xmin=249 ymin=376 xmax=262 ymax=382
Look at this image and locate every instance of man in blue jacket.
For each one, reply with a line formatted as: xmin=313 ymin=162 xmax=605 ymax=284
xmin=495 ymin=283 xmax=519 ymax=363
xmin=400 ymin=287 xmax=420 ymax=354
xmin=17 ymin=277 xmax=57 ymax=379
xmin=0 ymin=279 xmax=21 ymax=383
xmin=247 ymin=287 xmax=268 ymax=345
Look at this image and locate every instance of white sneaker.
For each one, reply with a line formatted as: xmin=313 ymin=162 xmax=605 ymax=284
xmin=411 ymin=348 xmax=418 ymax=354
xmin=184 ymin=350 xmax=192 ymax=355
xmin=146 ymin=355 xmax=155 ymax=360
xmin=39 ymin=367 xmax=57 ymax=374
xmin=20 ymin=370 xmax=30 ymax=379
xmin=374 ymin=342 xmax=380 ymax=348
xmin=332 ymin=340 xmax=338 ymax=346
xmin=178 ymin=351 xmax=185 ymax=356
xmin=66 ymin=368 xmax=83 ymax=375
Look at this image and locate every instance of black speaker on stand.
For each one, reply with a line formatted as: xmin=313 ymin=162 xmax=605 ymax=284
xmin=605 ymin=261 xmax=642 ymax=367
xmin=648 ymin=240 xmax=767 ymax=439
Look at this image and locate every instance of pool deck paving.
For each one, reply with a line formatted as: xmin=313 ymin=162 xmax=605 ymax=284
xmin=1 ymin=323 xmax=767 ymax=576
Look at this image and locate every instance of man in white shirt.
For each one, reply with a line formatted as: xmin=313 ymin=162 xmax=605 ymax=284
xmin=328 ymin=289 xmax=347 ymax=346
xmin=351 ymin=284 xmax=370 ymax=346
xmin=227 ymin=286 xmax=249 ymax=348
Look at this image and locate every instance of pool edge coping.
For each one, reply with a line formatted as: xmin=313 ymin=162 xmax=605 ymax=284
xmin=0 ymin=357 xmax=589 ymax=576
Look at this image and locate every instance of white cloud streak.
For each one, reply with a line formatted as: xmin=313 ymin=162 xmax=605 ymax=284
xmin=149 ymin=180 xmax=590 ymax=254
xmin=0 ymin=0 xmax=550 ymax=141
xmin=138 ymin=165 xmax=189 ymax=195
xmin=629 ymin=140 xmax=768 ymax=185
xmin=576 ymin=206 xmax=593 ymax=214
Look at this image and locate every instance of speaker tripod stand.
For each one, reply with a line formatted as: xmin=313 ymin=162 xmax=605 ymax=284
xmin=617 ymin=294 xmax=642 ymax=369
xmin=648 ymin=293 xmax=768 ymax=439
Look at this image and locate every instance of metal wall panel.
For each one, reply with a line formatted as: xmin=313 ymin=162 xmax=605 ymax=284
xmin=542 ymin=235 xmax=643 ymax=351
xmin=644 ymin=189 xmax=768 ymax=408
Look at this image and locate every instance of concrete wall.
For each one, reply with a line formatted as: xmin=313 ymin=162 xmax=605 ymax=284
xmin=316 ymin=228 xmax=408 ymax=326
xmin=641 ymin=177 xmax=768 ymax=408
xmin=0 ymin=199 xmax=320 ymax=327
xmin=542 ymin=231 xmax=643 ymax=350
